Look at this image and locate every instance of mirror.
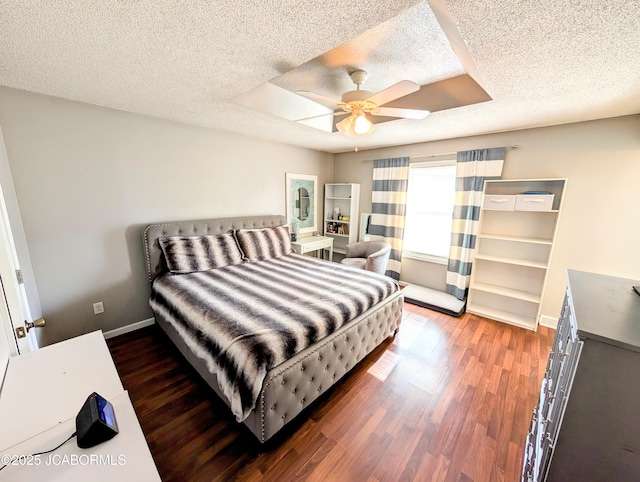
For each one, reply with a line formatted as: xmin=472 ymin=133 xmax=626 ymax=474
xmin=296 ymin=187 xmax=310 ymax=221
xmin=285 ymin=173 xmax=318 ymax=237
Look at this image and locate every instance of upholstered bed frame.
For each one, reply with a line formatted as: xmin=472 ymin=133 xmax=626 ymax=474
xmin=143 ymin=215 xmax=403 ymax=443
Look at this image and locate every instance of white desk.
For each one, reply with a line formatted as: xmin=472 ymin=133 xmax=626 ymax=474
xmin=291 ymin=235 xmax=334 ymax=261
xmin=0 ymin=331 xmax=160 ymax=480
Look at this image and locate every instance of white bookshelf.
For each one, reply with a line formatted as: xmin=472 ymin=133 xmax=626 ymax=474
xmin=324 ymin=183 xmax=360 ymax=254
xmin=467 ymin=178 xmax=566 ymax=331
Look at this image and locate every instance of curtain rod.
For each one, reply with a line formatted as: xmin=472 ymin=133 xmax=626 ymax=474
xmin=360 ymin=145 xmax=519 ymax=163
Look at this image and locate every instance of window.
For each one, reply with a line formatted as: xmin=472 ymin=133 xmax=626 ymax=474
xmin=403 ymin=161 xmax=457 ymax=261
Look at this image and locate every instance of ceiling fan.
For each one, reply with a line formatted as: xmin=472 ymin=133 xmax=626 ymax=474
xmin=297 ymin=70 xmax=430 ymax=137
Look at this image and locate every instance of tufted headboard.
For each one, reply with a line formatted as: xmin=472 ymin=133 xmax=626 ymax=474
xmin=143 ymin=214 xmax=287 ymax=283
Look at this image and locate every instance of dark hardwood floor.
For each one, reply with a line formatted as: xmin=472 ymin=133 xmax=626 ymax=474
xmin=107 ymin=303 xmax=554 ymax=481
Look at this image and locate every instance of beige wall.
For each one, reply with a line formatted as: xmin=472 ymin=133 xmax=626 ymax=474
xmin=334 ymin=115 xmax=640 ymax=325
xmin=0 ymin=87 xmax=333 ymax=345
xmin=0 ymin=83 xmax=637 ymax=343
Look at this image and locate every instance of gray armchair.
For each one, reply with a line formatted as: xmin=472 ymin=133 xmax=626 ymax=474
xmin=340 ymin=241 xmax=391 ymax=275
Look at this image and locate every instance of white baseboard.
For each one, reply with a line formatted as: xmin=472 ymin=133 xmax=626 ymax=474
xmin=539 ymin=315 xmax=558 ymax=329
xmin=103 ymin=317 xmax=155 ymax=339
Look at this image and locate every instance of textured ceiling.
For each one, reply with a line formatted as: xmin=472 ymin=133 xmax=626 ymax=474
xmin=271 ymin=2 xmax=465 ymax=99
xmin=236 ymin=2 xmax=492 ymax=133
xmin=1 ymin=0 xmax=639 ymax=153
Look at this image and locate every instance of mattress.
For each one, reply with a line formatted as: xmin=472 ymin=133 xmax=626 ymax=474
xmin=149 ymin=253 xmax=398 ymax=422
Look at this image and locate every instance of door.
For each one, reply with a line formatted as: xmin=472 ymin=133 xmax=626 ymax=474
xmin=0 ymin=298 xmax=11 ymax=383
xmin=0 ymin=128 xmax=36 ymax=355
xmin=0 ymin=189 xmax=34 ymax=355
xmin=0 ymin=264 xmax=33 ymax=355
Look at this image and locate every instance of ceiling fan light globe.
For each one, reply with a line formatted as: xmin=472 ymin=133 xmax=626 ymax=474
xmin=354 ymin=114 xmax=372 ymax=135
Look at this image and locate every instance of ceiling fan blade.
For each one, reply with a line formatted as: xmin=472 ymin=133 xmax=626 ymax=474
xmin=370 ymin=107 xmax=430 ymax=120
xmin=382 ymin=75 xmax=492 ymax=113
xmin=366 ymin=80 xmax=420 ymax=107
xmin=295 ymin=111 xmax=349 ymax=123
xmin=296 ymin=90 xmax=345 ymax=108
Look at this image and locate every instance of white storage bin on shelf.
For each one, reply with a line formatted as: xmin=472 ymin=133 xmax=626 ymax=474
xmin=483 ymin=194 xmax=516 ymax=211
xmin=515 ymin=193 xmax=554 ymax=211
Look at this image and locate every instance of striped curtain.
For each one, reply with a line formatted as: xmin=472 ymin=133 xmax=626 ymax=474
xmin=369 ymin=157 xmax=410 ymax=281
xmin=446 ymin=148 xmax=505 ymax=300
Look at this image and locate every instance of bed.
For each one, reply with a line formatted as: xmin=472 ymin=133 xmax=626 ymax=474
xmin=143 ymin=215 xmax=404 ymax=443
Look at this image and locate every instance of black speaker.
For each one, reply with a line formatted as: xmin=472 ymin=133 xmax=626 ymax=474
xmin=75 ymin=392 xmax=119 ymax=449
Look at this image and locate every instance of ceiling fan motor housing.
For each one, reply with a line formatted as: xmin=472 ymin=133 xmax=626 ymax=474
xmin=349 ymin=70 xmax=368 ymax=84
xmin=342 ymin=70 xmax=373 ymax=105
xmin=341 ymin=90 xmax=374 ymax=104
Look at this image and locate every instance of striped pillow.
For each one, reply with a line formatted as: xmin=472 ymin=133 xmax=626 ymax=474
xmin=159 ymin=231 xmax=244 ymax=274
xmin=236 ymin=225 xmax=292 ymax=262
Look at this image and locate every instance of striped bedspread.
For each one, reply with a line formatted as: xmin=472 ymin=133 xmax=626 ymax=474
xmin=149 ymin=253 xmax=398 ymax=422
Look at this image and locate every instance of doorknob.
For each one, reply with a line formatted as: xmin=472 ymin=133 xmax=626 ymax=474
xmin=26 ymin=318 xmax=46 ymax=332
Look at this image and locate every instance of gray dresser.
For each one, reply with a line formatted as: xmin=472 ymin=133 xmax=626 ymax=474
xmin=522 ymin=269 xmax=640 ymax=481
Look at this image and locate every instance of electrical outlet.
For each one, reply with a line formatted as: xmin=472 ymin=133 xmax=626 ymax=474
xmin=93 ymin=302 xmax=105 ymax=315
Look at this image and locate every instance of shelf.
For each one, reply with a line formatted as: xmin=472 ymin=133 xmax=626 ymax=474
xmin=482 ymin=209 xmax=560 ymax=214
xmin=325 ymin=183 xmax=360 ymax=247
xmin=471 ymin=282 xmax=541 ymax=303
xmin=467 ymin=303 xmax=537 ymax=330
xmin=482 ymin=178 xmax=567 ymax=210
xmin=477 ymin=233 xmax=553 ymax=245
xmin=325 ymin=219 xmax=351 ymax=224
xmin=474 ymin=253 xmax=548 ymax=269
xmin=469 ymin=178 xmax=565 ymax=331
